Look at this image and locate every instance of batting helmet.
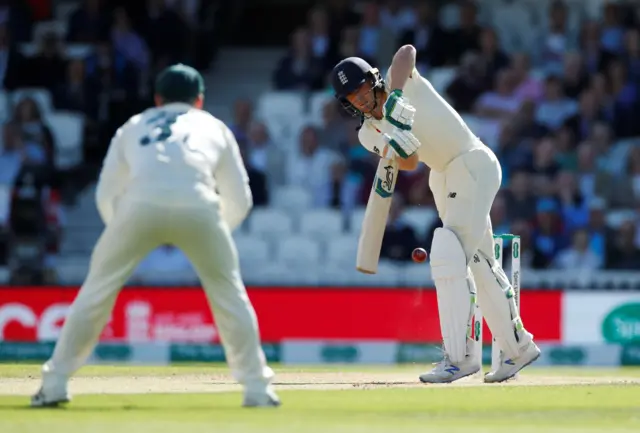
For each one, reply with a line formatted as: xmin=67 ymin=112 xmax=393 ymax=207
xmin=331 ymin=57 xmax=385 ymax=118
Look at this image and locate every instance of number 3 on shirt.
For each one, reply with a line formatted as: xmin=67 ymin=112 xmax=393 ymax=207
xmin=139 ymin=112 xmax=179 ymax=146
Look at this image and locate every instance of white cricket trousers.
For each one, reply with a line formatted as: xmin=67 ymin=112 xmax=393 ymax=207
xmin=429 ymin=146 xmax=502 ymax=263
xmin=44 ymin=195 xmax=273 ymax=393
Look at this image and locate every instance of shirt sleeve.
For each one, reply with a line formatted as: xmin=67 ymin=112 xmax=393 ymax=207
xmin=358 ymin=122 xmax=387 ymax=156
xmin=214 ymin=125 xmax=253 ymax=231
xmin=95 ymin=126 xmax=129 ymax=225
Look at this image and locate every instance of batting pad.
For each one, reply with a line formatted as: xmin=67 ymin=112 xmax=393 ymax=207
xmin=430 ymin=228 xmax=475 ymax=364
xmin=469 ymin=251 xmax=528 ymax=359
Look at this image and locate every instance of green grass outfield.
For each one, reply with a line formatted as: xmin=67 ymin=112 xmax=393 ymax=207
xmin=1 ymin=364 xmax=639 ymax=433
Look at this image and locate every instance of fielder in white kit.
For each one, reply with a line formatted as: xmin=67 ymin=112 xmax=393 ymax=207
xmin=331 ymin=47 xmax=541 ymax=383
xmin=31 ymin=64 xmax=280 ymax=407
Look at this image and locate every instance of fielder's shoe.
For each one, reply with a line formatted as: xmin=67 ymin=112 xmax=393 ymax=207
xmin=30 ymin=370 xmax=70 ymax=408
xmin=484 ymin=339 xmax=541 ymax=383
xmin=242 ymin=387 xmax=281 ymax=408
xmin=419 ymin=354 xmax=480 ymax=384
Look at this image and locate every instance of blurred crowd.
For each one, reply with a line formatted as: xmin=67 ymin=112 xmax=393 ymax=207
xmin=231 ymin=0 xmax=640 ymax=272
xmin=0 ymin=0 xmax=216 ymax=283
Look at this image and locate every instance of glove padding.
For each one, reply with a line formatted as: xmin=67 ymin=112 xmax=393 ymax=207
xmin=383 ymin=89 xmax=416 ymax=131
xmin=382 ymin=128 xmax=421 ymax=159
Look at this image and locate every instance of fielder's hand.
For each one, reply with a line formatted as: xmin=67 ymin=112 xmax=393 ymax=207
xmin=382 ymin=128 xmax=421 ymax=159
xmin=383 ymin=89 xmax=416 ymax=131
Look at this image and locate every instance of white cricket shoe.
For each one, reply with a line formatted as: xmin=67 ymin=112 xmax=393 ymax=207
xmin=31 ymin=368 xmax=70 ymax=408
xmin=484 ymin=339 xmax=541 ymax=383
xmin=242 ymin=387 xmax=281 ymax=408
xmin=419 ymin=353 xmax=480 ymax=384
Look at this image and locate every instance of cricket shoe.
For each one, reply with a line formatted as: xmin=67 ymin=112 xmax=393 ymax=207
xmin=419 ymin=354 xmax=480 ymax=384
xmin=484 ymin=339 xmax=541 ymax=383
xmin=242 ymin=387 xmax=281 ymax=408
xmin=30 ymin=369 xmax=70 ymax=408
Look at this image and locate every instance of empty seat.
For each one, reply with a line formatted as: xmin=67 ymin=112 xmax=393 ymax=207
xmin=299 ymin=208 xmax=344 ymax=239
xmin=309 ymin=92 xmax=334 ymax=120
xmin=325 ymin=236 xmax=359 ymax=268
xmin=47 ymin=111 xmax=84 ymax=169
xmin=248 ymin=208 xmax=294 ymax=238
xmin=277 ymin=236 xmax=321 ymax=266
xmin=271 ymin=185 xmax=313 ymax=212
xmin=348 ymin=207 xmax=366 ymax=233
xmin=428 ymin=68 xmax=456 ymax=95
xmin=245 ymin=262 xmax=320 ymax=285
xmin=11 ymin=88 xmax=53 ymax=113
xmin=234 ymin=236 xmax=272 ymax=266
xmin=257 ymin=92 xmax=305 ymax=145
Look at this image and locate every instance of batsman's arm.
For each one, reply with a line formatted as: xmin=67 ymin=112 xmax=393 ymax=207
xmin=388 ymin=44 xmax=416 ymax=91
xmin=96 ymin=127 xmax=129 ymax=225
xmin=214 ymin=125 xmax=253 ymax=231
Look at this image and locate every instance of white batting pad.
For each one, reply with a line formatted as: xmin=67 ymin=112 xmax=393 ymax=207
xmin=430 ymin=228 xmax=475 ymax=363
xmin=469 ymin=251 xmax=529 ymax=359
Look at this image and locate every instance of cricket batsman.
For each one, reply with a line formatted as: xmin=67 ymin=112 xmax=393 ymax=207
xmin=331 ymin=47 xmax=541 ymax=383
xmin=31 ymin=64 xmax=280 ymax=407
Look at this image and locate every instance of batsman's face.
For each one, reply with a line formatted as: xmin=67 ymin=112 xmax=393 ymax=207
xmin=346 ymin=82 xmax=381 ymax=117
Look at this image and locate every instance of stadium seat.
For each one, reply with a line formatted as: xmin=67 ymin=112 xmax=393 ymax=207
xmin=606 ymin=210 xmax=636 ymax=229
xmin=348 ymin=207 xmax=366 ymax=233
xmin=309 ymin=92 xmax=334 ymax=120
xmin=325 ymin=236 xmax=359 ymax=268
xmin=248 ymin=208 xmax=294 ymax=238
xmin=428 ymin=68 xmax=456 ymax=95
xmin=32 ymin=20 xmax=67 ymax=42
xmin=11 ymin=88 xmax=53 ymax=113
xmin=402 ymin=207 xmax=438 ymax=239
xmin=56 ymin=262 xmax=89 ymax=285
xmin=256 ymin=92 xmax=305 ymax=146
xmin=0 ymin=185 xmax=11 ymax=226
xmin=46 ymin=111 xmax=84 ymax=169
xmin=271 ymin=185 xmax=313 ymax=212
xmin=0 ymin=266 xmax=9 ymax=284
xmin=65 ymin=44 xmax=93 ymax=58
xmin=277 ymin=236 xmax=322 ymax=266
xmin=245 ymin=262 xmax=320 ymax=285
xmin=234 ymin=236 xmax=272 ymax=267
xmin=299 ymin=208 xmax=345 ymax=240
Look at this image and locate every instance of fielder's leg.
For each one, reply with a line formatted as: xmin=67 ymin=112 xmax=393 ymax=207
xmin=171 ymin=204 xmax=278 ymax=407
xmin=469 ymin=225 xmax=540 ymax=383
xmin=32 ymin=200 xmax=160 ymax=407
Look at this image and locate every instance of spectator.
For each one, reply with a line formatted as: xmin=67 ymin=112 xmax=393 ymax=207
xmin=530 ymin=136 xmax=560 ymax=179
xmin=53 ymin=59 xmax=99 ymax=118
xmin=606 ymin=220 xmax=640 ymax=270
xmin=504 ymin=170 xmax=536 ymax=222
xmin=380 ymin=196 xmax=419 ymax=262
xmin=600 ymin=3 xmax=625 ymax=55
xmin=229 ymin=99 xmax=253 ymax=149
xmin=398 ymin=3 xmax=448 ymax=70
xmin=579 ymin=20 xmax=614 ymax=74
xmin=325 ymin=0 xmax=360 ymax=44
xmin=561 ymin=52 xmax=589 ymax=98
xmin=273 ymin=28 xmax=325 ymax=91
xmin=585 ymin=197 xmax=612 ymax=264
xmin=379 ymin=0 xmax=416 ymax=37
xmin=512 ymin=100 xmax=548 ymax=141
xmin=590 ymin=122 xmax=621 ymax=175
xmin=574 ymin=142 xmax=615 ymax=204
xmin=511 ymin=53 xmax=543 ymax=103
xmin=27 ymin=31 xmax=66 ymax=92
xmin=478 ymin=27 xmax=509 ymax=85
xmin=474 ymin=69 xmax=520 ymax=120
xmin=240 ymin=143 xmax=269 ymax=207
xmin=531 ymin=198 xmax=565 ymax=269
xmin=535 ymin=75 xmax=578 ymax=130
xmin=246 ymin=121 xmax=286 ymax=189
xmin=142 ymin=0 xmax=190 ymax=67
xmin=553 ymin=228 xmax=602 ymax=270
xmin=0 ymin=23 xmax=29 ymax=90
xmin=624 ymin=29 xmax=640 ymax=82
xmin=0 ymin=123 xmax=25 ymax=186
xmin=608 ymin=60 xmax=640 ymax=137
xmin=317 ymin=99 xmax=348 ymax=154
xmin=555 ymin=170 xmax=589 ymax=232
xmin=539 ymin=1 xmax=576 ymax=75
xmin=610 ymin=146 xmax=640 ymax=208
xmin=66 ymin=0 xmax=109 ymax=43
xmin=307 ymin=6 xmax=335 ymax=71
xmin=287 ymin=125 xmax=340 ymax=207
xmin=358 ymin=1 xmax=395 ymax=66
xmin=450 ymin=1 xmax=481 ymax=64
xmin=445 ymin=51 xmax=487 ymax=112
xmin=11 ymin=97 xmax=54 ymax=170
xmin=554 ymin=123 xmax=578 ymax=170
xmin=564 ymin=90 xmax=605 ymax=141
xmin=334 ymin=26 xmax=377 ymax=70
xmin=111 ymin=7 xmax=150 ymax=73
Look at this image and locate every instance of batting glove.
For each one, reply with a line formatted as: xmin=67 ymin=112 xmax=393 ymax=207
xmin=382 ymin=128 xmax=421 ymax=159
xmin=383 ymin=90 xmax=416 ymax=131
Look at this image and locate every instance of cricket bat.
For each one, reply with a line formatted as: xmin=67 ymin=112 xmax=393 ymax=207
xmin=356 ymin=157 xmax=399 ymax=274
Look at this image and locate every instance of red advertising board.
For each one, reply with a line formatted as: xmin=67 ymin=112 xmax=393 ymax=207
xmin=0 ymin=287 xmax=562 ymax=343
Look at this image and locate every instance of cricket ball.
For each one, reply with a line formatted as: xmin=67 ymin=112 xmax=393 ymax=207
xmin=412 ymin=247 xmax=428 ymax=263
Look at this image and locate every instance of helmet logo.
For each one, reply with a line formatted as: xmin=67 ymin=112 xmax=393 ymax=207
xmin=338 ymin=71 xmax=348 ymax=85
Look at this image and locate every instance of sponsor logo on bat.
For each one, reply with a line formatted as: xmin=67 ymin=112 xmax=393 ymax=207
xmin=374 ymin=165 xmax=395 ymax=198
